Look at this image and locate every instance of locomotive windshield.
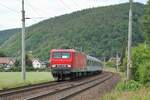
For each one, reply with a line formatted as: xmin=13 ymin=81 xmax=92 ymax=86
xmin=53 ymin=52 xmax=70 ymax=59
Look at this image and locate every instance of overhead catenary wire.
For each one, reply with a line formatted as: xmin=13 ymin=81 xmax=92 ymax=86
xmin=0 ymin=2 xmax=20 ymax=14
xmin=0 ymin=0 xmax=38 ymax=25
xmin=0 ymin=3 xmax=44 ymax=22
xmin=26 ymin=0 xmax=43 ymax=17
xmin=25 ymin=0 xmax=50 ymax=18
xmin=25 ymin=0 xmax=88 ymax=23
xmin=16 ymin=0 xmax=51 ymax=15
xmin=0 ymin=0 xmax=101 ymax=29
xmin=58 ymin=0 xmax=73 ymax=11
xmin=69 ymin=0 xmax=81 ymax=10
xmin=16 ymin=0 xmax=49 ymax=22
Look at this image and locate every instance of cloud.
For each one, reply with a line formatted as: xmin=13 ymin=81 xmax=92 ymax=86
xmin=0 ymin=0 xmax=148 ymax=30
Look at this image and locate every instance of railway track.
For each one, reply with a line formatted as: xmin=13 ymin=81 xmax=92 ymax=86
xmin=0 ymin=81 xmax=64 ymax=99
xmin=26 ymin=72 xmax=113 ymax=100
xmin=0 ymin=72 xmax=113 ymax=100
xmin=60 ymin=75 xmax=112 ymax=100
xmin=0 ymin=81 xmax=56 ymax=94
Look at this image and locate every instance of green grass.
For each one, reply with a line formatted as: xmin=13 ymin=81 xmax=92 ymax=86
xmin=101 ymin=86 xmax=150 ymax=100
xmin=102 ymin=67 xmax=150 ymax=100
xmin=104 ymin=66 xmax=126 ymax=80
xmin=103 ymin=67 xmax=117 ymax=73
xmin=0 ymin=72 xmax=54 ymax=90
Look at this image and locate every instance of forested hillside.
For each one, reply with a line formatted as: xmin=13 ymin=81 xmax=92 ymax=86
xmin=0 ymin=28 xmax=20 ymax=45
xmin=0 ymin=3 xmax=144 ymax=59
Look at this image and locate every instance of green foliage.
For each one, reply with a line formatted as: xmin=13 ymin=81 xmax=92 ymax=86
xmin=0 ymin=50 xmax=7 ymax=57
xmin=0 ymin=67 xmax=3 ymax=72
xmin=138 ymin=0 xmax=150 ymax=84
xmin=142 ymin=0 xmax=150 ymax=44
xmin=60 ymin=44 xmax=70 ymax=49
xmin=116 ymin=80 xmax=141 ymax=91
xmin=138 ymin=61 xmax=150 ymax=84
xmin=102 ymin=86 xmax=150 ymax=100
xmin=11 ymin=66 xmax=21 ymax=72
xmin=122 ymin=52 xmax=127 ymax=72
xmin=132 ymin=44 xmax=150 ymax=83
xmin=10 ymin=59 xmax=21 ymax=71
xmin=123 ymin=44 xmax=150 ymax=84
xmin=14 ymin=59 xmax=20 ymax=67
xmin=106 ymin=61 xmax=115 ymax=67
xmin=0 ymin=28 xmax=20 ymax=45
xmin=0 ymin=3 xmax=144 ymax=59
xmin=26 ymin=52 xmax=33 ymax=68
xmin=26 ymin=58 xmax=32 ymax=65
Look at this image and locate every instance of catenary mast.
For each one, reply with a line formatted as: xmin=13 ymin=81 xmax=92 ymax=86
xmin=22 ymin=0 xmax=26 ymax=80
xmin=127 ymin=0 xmax=133 ymax=80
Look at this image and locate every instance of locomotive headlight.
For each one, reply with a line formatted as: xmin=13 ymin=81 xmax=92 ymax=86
xmin=52 ymin=65 xmax=56 ymax=68
xmin=67 ymin=65 xmax=71 ymax=68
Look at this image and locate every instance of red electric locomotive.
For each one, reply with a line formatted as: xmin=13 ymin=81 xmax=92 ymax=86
xmin=50 ymin=49 xmax=103 ymax=80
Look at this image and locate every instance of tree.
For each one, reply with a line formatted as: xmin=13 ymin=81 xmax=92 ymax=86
xmin=14 ymin=59 xmax=20 ymax=67
xmin=142 ymin=0 xmax=150 ymax=44
xmin=59 ymin=44 xmax=70 ymax=49
xmin=12 ymin=59 xmax=21 ymax=71
xmin=0 ymin=50 xmax=7 ymax=57
xmin=26 ymin=52 xmax=33 ymax=68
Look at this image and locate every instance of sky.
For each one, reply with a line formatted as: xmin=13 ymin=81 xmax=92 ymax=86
xmin=0 ymin=0 xmax=148 ymax=31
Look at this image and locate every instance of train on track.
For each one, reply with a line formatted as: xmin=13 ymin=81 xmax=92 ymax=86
xmin=49 ymin=49 xmax=103 ymax=80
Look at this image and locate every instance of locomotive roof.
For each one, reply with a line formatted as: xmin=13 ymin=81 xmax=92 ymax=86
xmin=51 ymin=49 xmax=76 ymax=52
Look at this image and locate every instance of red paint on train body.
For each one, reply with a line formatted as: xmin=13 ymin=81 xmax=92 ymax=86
xmin=50 ymin=49 xmax=86 ymax=71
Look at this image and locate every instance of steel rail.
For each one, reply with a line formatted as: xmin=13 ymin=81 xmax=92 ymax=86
xmin=0 ymin=81 xmax=60 ymax=97
xmin=26 ymin=72 xmax=112 ymax=100
xmin=60 ymin=74 xmax=113 ymax=100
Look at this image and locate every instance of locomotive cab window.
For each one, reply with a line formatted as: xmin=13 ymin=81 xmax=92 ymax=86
xmin=53 ymin=52 xmax=61 ymax=58
xmin=62 ymin=52 xmax=70 ymax=58
xmin=53 ymin=52 xmax=70 ymax=58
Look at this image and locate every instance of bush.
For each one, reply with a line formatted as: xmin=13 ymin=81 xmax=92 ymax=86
xmin=123 ymin=44 xmax=150 ymax=84
xmin=116 ymin=80 xmax=141 ymax=91
xmin=0 ymin=67 xmax=3 ymax=72
xmin=119 ymin=65 xmax=125 ymax=72
xmin=138 ymin=62 xmax=150 ymax=84
xmin=0 ymin=50 xmax=7 ymax=57
xmin=106 ymin=61 xmax=116 ymax=67
xmin=132 ymin=44 xmax=150 ymax=84
xmin=11 ymin=66 xmax=21 ymax=72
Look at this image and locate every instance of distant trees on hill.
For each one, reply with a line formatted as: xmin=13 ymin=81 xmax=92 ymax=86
xmin=0 ymin=3 xmax=144 ymax=60
xmin=142 ymin=0 xmax=150 ymax=45
xmin=0 ymin=50 xmax=7 ymax=57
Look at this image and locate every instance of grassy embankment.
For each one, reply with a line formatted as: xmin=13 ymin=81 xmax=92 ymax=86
xmin=0 ymin=72 xmax=54 ymax=90
xmin=103 ymin=66 xmax=125 ymax=79
xmin=101 ymin=86 xmax=150 ymax=100
xmin=102 ymin=67 xmax=150 ymax=100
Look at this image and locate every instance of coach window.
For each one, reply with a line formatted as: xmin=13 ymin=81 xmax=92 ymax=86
xmin=91 ymin=61 xmax=93 ymax=66
xmin=89 ymin=60 xmax=91 ymax=65
xmin=87 ymin=60 xmax=90 ymax=65
xmin=93 ymin=61 xmax=95 ymax=66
